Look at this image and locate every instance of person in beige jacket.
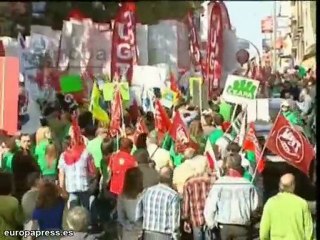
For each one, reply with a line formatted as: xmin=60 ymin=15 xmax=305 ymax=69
xmin=173 ymin=148 xmax=209 ymax=194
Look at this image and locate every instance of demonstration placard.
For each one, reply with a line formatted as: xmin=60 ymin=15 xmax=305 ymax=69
xmin=222 ymin=75 xmax=260 ymax=105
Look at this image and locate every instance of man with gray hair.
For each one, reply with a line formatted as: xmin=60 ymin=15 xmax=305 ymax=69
xmin=260 ymin=173 xmax=314 ymax=240
xmin=61 ymin=206 xmax=104 ymax=240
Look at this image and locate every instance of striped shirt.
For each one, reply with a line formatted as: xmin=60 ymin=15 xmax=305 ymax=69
xmin=58 ymin=150 xmax=92 ymax=193
xmin=135 ymin=184 xmax=181 ymax=240
xmin=182 ymin=175 xmax=215 ymax=227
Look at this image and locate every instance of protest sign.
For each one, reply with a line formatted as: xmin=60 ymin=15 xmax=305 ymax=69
xmin=103 ymin=82 xmax=130 ymax=101
xmin=222 ymin=75 xmax=260 ymax=105
xmin=0 ymin=57 xmax=19 ymax=135
xmin=60 ymin=75 xmax=84 ymax=93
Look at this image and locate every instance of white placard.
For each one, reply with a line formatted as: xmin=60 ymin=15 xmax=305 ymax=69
xmin=222 ymin=75 xmax=260 ymax=105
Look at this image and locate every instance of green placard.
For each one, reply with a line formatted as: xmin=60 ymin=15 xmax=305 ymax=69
xmin=60 ymin=75 xmax=83 ymax=93
xmin=103 ymin=82 xmax=114 ymax=101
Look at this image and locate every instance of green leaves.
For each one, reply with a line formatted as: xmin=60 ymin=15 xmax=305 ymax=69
xmin=227 ymin=79 xmax=257 ymax=99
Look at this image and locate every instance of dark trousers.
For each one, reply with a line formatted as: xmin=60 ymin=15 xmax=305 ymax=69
xmin=219 ymin=224 xmax=251 ymax=240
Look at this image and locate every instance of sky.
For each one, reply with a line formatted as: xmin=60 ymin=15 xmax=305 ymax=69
xmin=225 ymin=1 xmax=274 ymax=57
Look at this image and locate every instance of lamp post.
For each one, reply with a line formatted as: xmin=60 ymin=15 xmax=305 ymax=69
xmin=237 ymin=37 xmax=262 ymax=64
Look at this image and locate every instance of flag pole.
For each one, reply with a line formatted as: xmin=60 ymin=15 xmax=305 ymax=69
xmin=251 ymin=110 xmax=281 ymax=183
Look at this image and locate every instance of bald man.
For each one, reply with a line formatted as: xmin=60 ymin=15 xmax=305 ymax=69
xmin=136 ymin=166 xmax=181 ymax=240
xmin=260 ymin=173 xmax=314 ymax=240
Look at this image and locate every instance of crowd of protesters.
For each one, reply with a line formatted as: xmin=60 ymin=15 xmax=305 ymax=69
xmin=0 ymin=66 xmax=316 ymax=240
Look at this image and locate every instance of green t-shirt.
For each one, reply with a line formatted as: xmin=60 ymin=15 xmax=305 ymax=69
xmin=35 ymin=140 xmax=57 ymax=176
xmin=1 ymin=152 xmax=14 ymax=173
xmin=208 ymin=128 xmax=224 ymax=145
xmin=87 ymin=136 xmax=103 ymax=168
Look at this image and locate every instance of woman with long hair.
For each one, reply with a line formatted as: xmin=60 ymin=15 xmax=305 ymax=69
xmin=32 ymin=181 xmax=65 ymax=230
xmin=1 ymin=137 xmax=18 ymax=173
xmin=117 ymin=167 xmax=143 ymax=240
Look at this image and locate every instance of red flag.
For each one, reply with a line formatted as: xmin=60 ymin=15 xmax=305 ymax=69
xmin=154 ymin=99 xmax=171 ymax=131
xmin=186 ymin=10 xmax=202 ymax=73
xmin=111 ymin=3 xmax=137 ymax=85
xmin=243 ymin=123 xmax=265 ymax=173
xmin=206 ymin=2 xmax=224 ymax=98
xmin=266 ymin=115 xmax=315 ymax=175
xmin=109 ymin=87 xmax=123 ymax=137
xmin=133 ymin=117 xmax=148 ymax=144
xmin=169 ymin=111 xmax=189 ymax=141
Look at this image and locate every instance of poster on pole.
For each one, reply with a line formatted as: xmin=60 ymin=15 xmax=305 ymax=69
xmin=222 ymin=74 xmax=260 ymax=105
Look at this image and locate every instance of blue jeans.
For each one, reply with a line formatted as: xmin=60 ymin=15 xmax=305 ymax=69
xmin=193 ymin=226 xmax=213 ymax=240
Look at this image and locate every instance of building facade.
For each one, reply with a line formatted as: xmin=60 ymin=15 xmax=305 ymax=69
xmin=291 ymin=1 xmax=316 ymax=69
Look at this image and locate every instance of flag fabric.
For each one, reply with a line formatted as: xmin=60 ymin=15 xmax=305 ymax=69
xmin=154 ymin=99 xmax=172 ymax=140
xmin=0 ymin=41 xmax=5 ymax=56
xmin=89 ymin=82 xmax=110 ymax=126
xmin=243 ymin=122 xmax=265 ymax=173
xmin=111 ymin=2 xmax=137 ymax=85
xmin=133 ymin=117 xmax=148 ymax=144
xmin=109 ymin=86 xmax=123 ymax=137
xmin=234 ymin=110 xmax=247 ymax=146
xmin=186 ymin=10 xmax=202 ymax=73
xmin=204 ymin=139 xmax=220 ymax=177
xmin=206 ymin=1 xmax=223 ymax=97
xmin=266 ymin=114 xmax=315 ymax=175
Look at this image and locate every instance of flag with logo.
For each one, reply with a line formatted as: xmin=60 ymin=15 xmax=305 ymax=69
xmin=89 ymin=82 xmax=110 ymax=126
xmin=266 ymin=115 xmax=314 ymax=175
xmin=243 ymin=122 xmax=265 ymax=174
xmin=109 ymin=86 xmax=123 ymax=137
xmin=234 ymin=110 xmax=247 ymax=145
xmin=154 ymin=99 xmax=172 ymax=141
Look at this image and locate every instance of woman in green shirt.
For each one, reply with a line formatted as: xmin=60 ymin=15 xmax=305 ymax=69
xmin=1 ymin=138 xmax=18 ymax=173
xmin=35 ymin=127 xmax=58 ymax=181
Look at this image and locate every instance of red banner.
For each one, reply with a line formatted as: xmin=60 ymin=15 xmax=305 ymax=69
xmin=186 ymin=11 xmax=202 ymax=73
xmin=0 ymin=57 xmax=19 ymax=135
xmin=206 ymin=2 xmax=224 ymax=98
xmin=109 ymin=87 xmax=123 ymax=137
xmin=111 ymin=3 xmax=137 ymax=85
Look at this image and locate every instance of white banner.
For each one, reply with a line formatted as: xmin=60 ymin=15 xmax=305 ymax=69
xmin=222 ymin=75 xmax=260 ymax=105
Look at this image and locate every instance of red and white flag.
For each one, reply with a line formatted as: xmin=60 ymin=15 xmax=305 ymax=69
xmin=186 ymin=10 xmax=202 ymax=73
xmin=133 ymin=117 xmax=148 ymax=144
xmin=111 ymin=2 xmax=137 ymax=84
xmin=243 ymin=122 xmax=266 ymax=173
xmin=205 ymin=139 xmax=220 ymax=177
xmin=154 ymin=99 xmax=171 ymax=140
xmin=109 ymin=87 xmax=123 ymax=137
xmin=206 ymin=2 xmax=224 ymax=98
xmin=266 ymin=115 xmax=315 ymax=175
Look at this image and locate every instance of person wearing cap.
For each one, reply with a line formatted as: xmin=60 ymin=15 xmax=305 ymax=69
xmin=204 ymin=154 xmax=259 ymax=239
xmin=260 ymin=173 xmax=313 ymax=240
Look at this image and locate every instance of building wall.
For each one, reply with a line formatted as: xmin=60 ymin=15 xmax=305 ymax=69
xmin=291 ymin=1 xmax=316 ymax=65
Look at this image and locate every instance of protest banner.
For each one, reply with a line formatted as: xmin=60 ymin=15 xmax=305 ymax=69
xmin=222 ymin=74 xmax=260 ymax=105
xmin=0 ymin=57 xmax=19 ymax=135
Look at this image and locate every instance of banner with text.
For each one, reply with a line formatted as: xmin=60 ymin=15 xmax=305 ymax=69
xmin=222 ymin=75 xmax=260 ymax=105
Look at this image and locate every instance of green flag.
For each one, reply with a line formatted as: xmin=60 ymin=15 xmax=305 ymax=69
xmin=60 ymin=75 xmax=83 ymax=93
